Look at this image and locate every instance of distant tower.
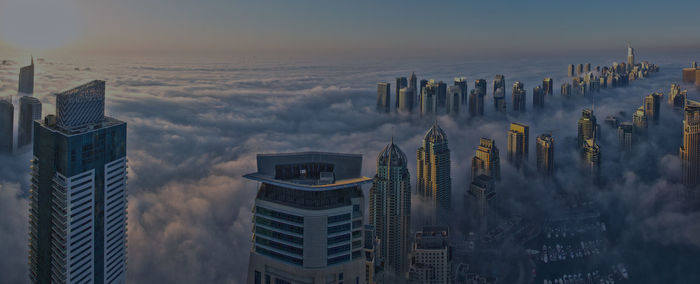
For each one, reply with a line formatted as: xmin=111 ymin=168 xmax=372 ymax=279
xmin=577 ymin=109 xmax=597 ymax=149
xmin=577 ymin=64 xmax=583 ymax=75
xmin=633 ymin=106 xmax=648 ymax=135
xmin=627 ymin=42 xmax=635 ymax=67
xmin=561 ymin=82 xmax=572 ymax=97
xmin=18 ymin=56 xmax=34 ymax=95
xmin=644 ymin=93 xmax=661 ymax=123
xmin=618 ymin=122 xmax=634 ymax=153
xmin=377 ymin=82 xmax=391 ymax=113
xmin=408 ymin=226 xmax=452 ymax=283
xmin=507 ymin=122 xmax=529 ymax=169
xmin=468 ymin=89 xmax=485 ymax=117
xmin=395 ymin=77 xmax=408 ymax=111
xmin=398 ymin=87 xmax=416 ymax=113
xmin=0 ymin=98 xmax=13 ymax=153
xmin=17 ymin=96 xmax=42 ymax=148
xmin=420 ymin=81 xmax=438 ymax=116
xmin=446 ymin=86 xmax=461 ymax=115
xmin=493 ymin=75 xmax=506 ymax=113
xmin=474 ymin=79 xmax=487 ymax=97
xmin=567 ymin=64 xmax=575 ymax=77
xmin=511 ymin=81 xmax=526 ymax=112
xmin=669 ymin=83 xmax=686 ymax=109
xmin=417 ymin=121 xmax=452 ymax=213
xmin=370 ymin=140 xmax=411 ymax=277
xmin=467 ymin=175 xmax=495 ymax=235
xmin=583 ymin=138 xmax=601 ymax=183
xmin=584 ymin=63 xmax=591 ymax=73
xmin=681 ymin=100 xmax=700 ymax=187
xmin=454 ymin=77 xmax=468 ymax=106
xmin=532 ymin=85 xmax=544 ymax=108
xmin=542 ymin=78 xmax=554 ymax=96
xmin=471 ymin=138 xmax=500 ymax=181
xmin=410 ymin=72 xmax=418 ymax=93
xmin=536 ymin=133 xmax=554 ymax=177
xmin=433 ymin=80 xmax=448 ymax=110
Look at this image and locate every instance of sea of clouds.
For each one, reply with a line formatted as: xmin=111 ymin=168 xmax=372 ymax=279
xmin=0 ymin=51 xmax=699 ymax=283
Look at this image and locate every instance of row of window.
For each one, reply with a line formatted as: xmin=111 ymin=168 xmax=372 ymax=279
xmin=255 ymin=236 xmax=303 ymax=256
xmin=255 ymin=216 xmax=303 ymax=235
xmin=255 ymin=206 xmax=304 ymax=224
xmin=255 ymin=226 xmax=303 ymax=245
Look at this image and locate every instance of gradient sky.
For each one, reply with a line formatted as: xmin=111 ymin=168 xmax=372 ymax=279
xmin=1 ymin=0 xmax=700 ymax=57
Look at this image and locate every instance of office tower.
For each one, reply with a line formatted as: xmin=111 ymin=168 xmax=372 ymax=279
xmin=681 ymin=100 xmax=700 ymax=187
xmin=29 ymin=80 xmax=127 ymax=284
xmin=421 ymin=82 xmax=437 ymax=116
xmin=454 ymin=77 xmax=468 ymax=106
xmin=492 ymin=75 xmax=504 ymax=96
xmin=532 ymin=85 xmax=544 ymax=108
xmin=446 ymin=86 xmax=460 ymax=115
xmin=471 ymin=138 xmax=500 ymax=181
xmin=605 ymin=116 xmax=619 ymax=128
xmin=377 ymin=82 xmax=390 ymax=113
xmin=493 ymin=76 xmax=506 ymax=113
xmin=245 ymin=152 xmax=371 ymax=283
xmin=363 ymin=225 xmax=383 ymax=284
xmin=670 ymin=83 xmax=681 ymax=104
xmin=583 ymin=138 xmax=601 ymax=182
xmin=645 ymin=93 xmax=661 ymax=123
xmin=395 ymin=77 xmax=408 ymax=111
xmin=511 ymin=81 xmax=526 ymax=112
xmin=370 ymin=141 xmax=411 ymax=277
xmin=18 ymin=96 xmax=42 ymax=148
xmin=577 ymin=109 xmax=597 ymax=149
xmin=431 ymin=80 xmax=448 ymax=109
xmin=670 ymin=83 xmax=686 ymax=109
xmin=627 ymin=42 xmax=635 ymax=67
xmin=417 ymin=121 xmax=452 ymax=212
xmin=474 ymin=79 xmax=487 ymax=97
xmin=0 ymin=98 xmax=13 ymax=153
xmin=561 ymin=82 xmax=572 ymax=97
xmin=467 ymin=175 xmax=495 ymax=235
xmin=584 ymin=63 xmax=591 ymax=73
xmin=420 ymin=79 xmax=428 ymax=95
xmin=408 ymin=226 xmax=451 ymax=284
xmin=577 ymin=64 xmax=583 ymax=75
xmin=507 ymin=122 xmax=529 ymax=169
xmin=633 ymin=106 xmax=648 ymax=134
xmin=410 ymin=72 xmax=418 ymax=95
xmin=618 ymin=122 xmax=633 ymax=153
xmin=468 ymin=89 xmax=484 ymax=117
xmin=543 ymin=78 xmax=553 ymax=96
xmin=19 ymin=56 xmax=34 ymax=95
xmin=398 ymin=87 xmax=416 ymax=113
xmin=536 ymin=133 xmax=554 ymax=177
xmin=567 ymin=64 xmax=575 ymax=77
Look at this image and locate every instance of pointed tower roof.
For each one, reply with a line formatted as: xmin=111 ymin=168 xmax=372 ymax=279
xmin=378 ymin=138 xmax=407 ymax=167
xmin=424 ymin=120 xmax=447 ymax=143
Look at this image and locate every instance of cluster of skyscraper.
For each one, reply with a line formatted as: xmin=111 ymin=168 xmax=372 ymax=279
xmin=0 ymin=57 xmax=42 ymax=154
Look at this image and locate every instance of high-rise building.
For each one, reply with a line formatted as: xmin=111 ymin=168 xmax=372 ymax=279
xmin=669 ymin=83 xmax=687 ymax=109
xmin=583 ymin=138 xmax=601 ymax=183
xmin=681 ymin=100 xmax=700 ymax=187
xmin=475 ymin=79 xmax=487 ymax=97
xmin=507 ymin=122 xmax=529 ymax=169
xmin=467 ymin=175 xmax=495 ymax=235
xmin=398 ymin=87 xmax=416 ymax=113
xmin=471 ymin=138 xmax=500 ymax=181
xmin=492 ymin=75 xmax=504 ymax=96
xmin=493 ymin=75 xmax=506 ymax=113
xmin=363 ymin=225 xmax=383 ymax=284
xmin=410 ymin=72 xmax=418 ymax=96
xmin=468 ymin=89 xmax=484 ymax=117
xmin=395 ymin=77 xmax=408 ymax=111
xmin=577 ymin=109 xmax=597 ymax=149
xmin=433 ymin=80 xmax=448 ymax=110
xmin=645 ymin=93 xmax=661 ymax=123
xmin=370 ymin=140 xmax=411 ymax=277
xmin=0 ymin=98 xmax=13 ymax=153
xmin=633 ymin=106 xmax=648 ymax=135
xmin=19 ymin=56 xmax=34 ymax=95
xmin=577 ymin=64 xmax=583 ymax=75
xmin=561 ymin=82 xmax=572 ymax=97
xmin=584 ymin=63 xmax=591 ymax=73
xmin=567 ymin=64 xmax=575 ymax=77
xmin=18 ymin=96 xmax=42 ymax=148
xmin=627 ymin=42 xmax=635 ymax=67
xmin=417 ymin=121 xmax=452 ymax=212
xmin=618 ymin=122 xmax=633 ymax=153
xmin=244 ymin=152 xmax=371 ymax=283
xmin=511 ymin=81 xmax=526 ymax=112
xmin=421 ymin=82 xmax=438 ymax=116
xmin=377 ymin=82 xmax=391 ymax=113
xmin=454 ymin=77 xmax=468 ymax=106
xmin=536 ymin=133 xmax=554 ymax=177
xmin=29 ymin=80 xmax=127 ymax=284
xmin=605 ymin=115 xmax=619 ymax=128
xmin=446 ymin=86 xmax=461 ymax=115
xmin=408 ymin=226 xmax=451 ymax=284
xmin=532 ymin=85 xmax=544 ymax=108
xmin=543 ymin=78 xmax=553 ymax=96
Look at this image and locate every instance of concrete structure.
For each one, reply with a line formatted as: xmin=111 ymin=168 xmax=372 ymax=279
xmin=536 ymin=133 xmax=554 ymax=177
xmin=18 ymin=96 xmax=42 ymax=148
xmin=471 ymin=138 xmax=500 ymax=181
xmin=511 ymin=82 xmax=526 ymax=113
xmin=244 ymin=152 xmax=372 ymax=284
xmin=377 ymin=82 xmax=391 ymax=113
xmin=370 ymin=140 xmax=411 ymax=278
xmin=507 ymin=122 xmax=529 ymax=169
xmin=417 ymin=121 xmax=452 ymax=213
xmin=0 ymin=98 xmax=13 ymax=153
xmin=681 ymin=100 xmax=700 ymax=187
xmin=408 ymin=226 xmax=451 ymax=284
xmin=29 ymin=80 xmax=127 ymax=284
xmin=577 ymin=109 xmax=597 ymax=150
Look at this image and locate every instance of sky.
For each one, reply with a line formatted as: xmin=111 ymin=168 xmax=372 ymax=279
xmin=1 ymin=0 xmax=700 ymax=57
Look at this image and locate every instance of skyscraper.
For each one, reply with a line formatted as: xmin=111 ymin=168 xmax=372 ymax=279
xmin=536 ymin=133 xmax=554 ymax=177
xmin=29 ymin=80 xmax=128 ymax=284
xmin=244 ymin=152 xmax=371 ymax=283
xmin=454 ymin=77 xmax=468 ymax=106
xmin=468 ymin=89 xmax=484 ymax=117
xmin=493 ymin=75 xmax=506 ymax=113
xmin=561 ymin=82 xmax=572 ymax=97
xmin=475 ymin=79 xmax=487 ymax=97
xmin=644 ymin=93 xmax=661 ymax=123
xmin=370 ymin=141 xmax=411 ymax=277
xmin=410 ymin=72 xmax=418 ymax=96
xmin=532 ymin=85 xmax=544 ymax=108
xmin=18 ymin=96 xmax=42 ymax=148
xmin=417 ymin=121 xmax=452 ymax=212
xmin=577 ymin=109 xmax=597 ymax=149
xmin=583 ymin=138 xmax=601 ymax=183
xmin=543 ymin=78 xmax=554 ymax=96
xmin=408 ymin=226 xmax=452 ymax=284
xmin=364 ymin=225 xmax=383 ymax=284
xmin=577 ymin=64 xmax=583 ymax=75
xmin=584 ymin=63 xmax=591 ymax=73
xmin=19 ymin=56 xmax=34 ymax=95
xmin=511 ymin=81 xmax=526 ymax=112
xmin=467 ymin=175 xmax=496 ymax=235
xmin=471 ymin=138 xmax=500 ymax=181
xmin=398 ymin=87 xmax=416 ymax=113
xmin=0 ymin=98 xmax=13 ymax=153
xmin=396 ymin=77 xmax=408 ymax=111
xmin=377 ymin=82 xmax=390 ymax=113
xmin=627 ymin=42 xmax=635 ymax=67
xmin=446 ymin=86 xmax=460 ymax=115
xmin=618 ymin=122 xmax=633 ymax=153
xmin=633 ymin=106 xmax=648 ymax=135
xmin=681 ymin=100 xmax=700 ymax=187
xmin=507 ymin=122 xmax=529 ymax=169
xmin=421 ymin=82 xmax=437 ymax=116
xmin=567 ymin=64 xmax=575 ymax=77
xmin=669 ymin=83 xmax=686 ymax=109
xmin=434 ymin=80 xmax=448 ymax=110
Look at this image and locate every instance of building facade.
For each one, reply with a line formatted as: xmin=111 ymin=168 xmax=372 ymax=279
xmin=377 ymin=82 xmax=391 ymax=113
xmin=511 ymin=82 xmax=526 ymax=113
xmin=417 ymin=122 xmax=452 ymax=212
xmin=507 ymin=123 xmax=529 ymax=169
xmin=577 ymin=109 xmax=597 ymax=150
xmin=18 ymin=96 xmax=42 ymax=148
xmin=681 ymin=100 xmax=700 ymax=187
xmin=0 ymin=98 xmax=13 ymax=153
xmin=644 ymin=93 xmax=661 ymax=123
xmin=19 ymin=57 xmax=34 ymax=95
xmin=471 ymin=138 xmax=500 ymax=181
xmin=408 ymin=226 xmax=451 ymax=284
xmin=536 ymin=133 xmax=554 ymax=177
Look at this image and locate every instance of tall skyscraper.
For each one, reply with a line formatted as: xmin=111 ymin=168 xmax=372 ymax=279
xmin=363 ymin=225 xmax=383 ymax=284
xmin=395 ymin=77 xmax=408 ymax=111
xmin=507 ymin=122 xmax=529 ymax=169
xmin=0 ymin=98 xmax=13 ymax=153
xmin=471 ymin=138 xmax=500 ymax=181
xmin=475 ymin=79 xmax=487 ymax=97
xmin=681 ymin=100 xmax=700 ymax=187
xmin=532 ymin=85 xmax=544 ymax=108
xmin=244 ymin=152 xmax=371 ymax=283
xmin=627 ymin=42 xmax=635 ymax=67
xmin=669 ymin=83 xmax=686 ymax=109
xmin=536 ymin=133 xmax=554 ymax=177
xmin=577 ymin=109 xmax=597 ymax=149
xmin=493 ymin=75 xmax=506 ymax=113
xmin=408 ymin=226 xmax=452 ymax=284
xmin=29 ymin=80 xmax=127 ymax=284
xmin=618 ymin=122 xmax=633 ymax=153
xmin=561 ymin=82 xmax=572 ymax=97
xmin=19 ymin=56 xmax=34 ymax=95
xmin=434 ymin=80 xmax=448 ymax=110
xmin=398 ymin=87 xmax=416 ymax=113
xmin=543 ymin=78 xmax=553 ymax=96
xmin=577 ymin=64 xmax=583 ymax=75
xmin=410 ymin=72 xmax=418 ymax=96
xmin=446 ymin=86 xmax=460 ymax=115
xmin=370 ymin=141 xmax=411 ymax=277
xmin=584 ymin=63 xmax=591 ymax=73
xmin=467 ymin=175 xmax=495 ymax=235
xmin=377 ymin=82 xmax=390 ymax=113
xmin=633 ymin=106 xmax=648 ymax=135
xmin=644 ymin=93 xmax=661 ymax=123
xmin=511 ymin=81 xmax=526 ymax=112
xmin=468 ymin=89 xmax=484 ymax=117
xmin=454 ymin=77 xmax=468 ymax=106
xmin=421 ymin=82 xmax=437 ymax=116
xmin=567 ymin=64 xmax=575 ymax=77
xmin=583 ymin=138 xmax=601 ymax=183
xmin=18 ymin=96 xmax=42 ymax=148
xmin=417 ymin=121 xmax=452 ymax=212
